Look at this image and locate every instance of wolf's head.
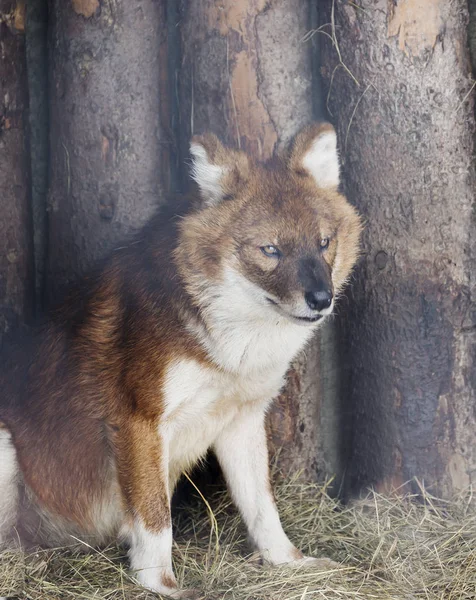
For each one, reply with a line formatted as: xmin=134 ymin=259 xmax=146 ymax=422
xmin=176 ymin=123 xmax=362 ymax=327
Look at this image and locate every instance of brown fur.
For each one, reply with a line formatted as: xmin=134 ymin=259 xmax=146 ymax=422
xmin=178 ymin=124 xmax=361 ymax=312
xmin=1 ymin=200 xmax=210 ymax=536
xmin=0 ymin=124 xmax=362 ymax=582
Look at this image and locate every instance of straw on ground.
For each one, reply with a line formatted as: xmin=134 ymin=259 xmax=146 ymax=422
xmin=1 ymin=477 xmax=475 ymax=599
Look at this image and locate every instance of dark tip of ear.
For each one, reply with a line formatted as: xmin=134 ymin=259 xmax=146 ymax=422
xmin=304 ymin=121 xmax=336 ymax=136
xmin=190 ymin=133 xmax=222 ymax=161
xmin=288 ymin=121 xmax=337 ymax=167
xmin=290 ymin=122 xmax=335 ymax=149
xmin=191 ymin=133 xmax=218 ymax=146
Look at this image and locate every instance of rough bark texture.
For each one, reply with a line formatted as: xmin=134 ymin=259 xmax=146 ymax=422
xmin=0 ymin=0 xmax=34 ymax=341
xmin=177 ymin=0 xmax=314 ymax=160
xmin=26 ymin=0 xmax=48 ymax=311
xmin=178 ymin=0 xmax=337 ymax=481
xmin=320 ymin=0 xmax=476 ymax=497
xmin=47 ymin=0 xmax=169 ymax=300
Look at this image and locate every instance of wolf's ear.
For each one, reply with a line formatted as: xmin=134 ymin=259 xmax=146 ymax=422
xmin=289 ymin=123 xmax=340 ymax=190
xmin=190 ymin=134 xmax=250 ymax=206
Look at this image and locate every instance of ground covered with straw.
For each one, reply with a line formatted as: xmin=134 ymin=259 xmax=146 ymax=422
xmin=1 ymin=478 xmax=475 ymax=599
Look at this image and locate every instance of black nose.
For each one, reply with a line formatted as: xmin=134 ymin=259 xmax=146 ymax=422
xmin=305 ymin=289 xmax=333 ymax=312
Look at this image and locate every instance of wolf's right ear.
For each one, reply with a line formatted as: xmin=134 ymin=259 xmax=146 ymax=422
xmin=288 ymin=123 xmax=340 ymax=190
xmin=190 ymin=134 xmax=249 ymax=206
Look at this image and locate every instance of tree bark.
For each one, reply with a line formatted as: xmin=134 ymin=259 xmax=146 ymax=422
xmin=0 ymin=0 xmax=34 ymax=342
xmin=177 ymin=0 xmax=335 ymax=481
xmin=47 ymin=0 xmax=169 ymax=301
xmin=26 ymin=0 xmax=48 ymax=311
xmin=320 ymin=0 xmax=476 ymax=497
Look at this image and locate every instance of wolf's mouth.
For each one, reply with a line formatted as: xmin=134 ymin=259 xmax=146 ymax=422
xmin=294 ymin=315 xmax=323 ymax=323
xmin=266 ymin=297 xmax=323 ymax=324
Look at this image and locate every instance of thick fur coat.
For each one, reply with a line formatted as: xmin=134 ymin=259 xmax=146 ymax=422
xmin=0 ymin=123 xmax=362 ymax=598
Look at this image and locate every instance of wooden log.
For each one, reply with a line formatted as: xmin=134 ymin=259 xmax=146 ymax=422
xmin=0 ymin=0 xmax=34 ymax=342
xmin=47 ymin=0 xmax=170 ymax=300
xmin=320 ymin=0 xmax=476 ymax=497
xmin=177 ymin=0 xmax=336 ymax=480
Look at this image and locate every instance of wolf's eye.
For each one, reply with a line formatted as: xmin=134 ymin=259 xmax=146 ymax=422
xmin=320 ymin=237 xmax=330 ymax=250
xmin=260 ymin=245 xmax=281 ymax=258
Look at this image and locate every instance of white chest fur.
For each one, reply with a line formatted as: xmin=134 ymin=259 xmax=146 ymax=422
xmin=161 ymin=358 xmax=284 ymax=487
xmin=191 ymin=267 xmax=317 ymax=377
xmin=163 ymin=269 xmax=318 ymax=487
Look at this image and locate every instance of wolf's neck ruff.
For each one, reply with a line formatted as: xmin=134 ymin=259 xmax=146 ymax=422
xmin=182 ymin=265 xmax=318 ymax=376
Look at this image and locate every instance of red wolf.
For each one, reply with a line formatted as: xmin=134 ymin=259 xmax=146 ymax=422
xmin=0 ymin=123 xmax=362 ymax=598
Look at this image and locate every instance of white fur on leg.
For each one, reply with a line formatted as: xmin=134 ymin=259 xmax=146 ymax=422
xmin=0 ymin=427 xmax=19 ymax=545
xmin=213 ymin=406 xmax=303 ymax=566
xmin=129 ymin=520 xmax=177 ymax=594
xmin=128 ymin=520 xmax=201 ymax=599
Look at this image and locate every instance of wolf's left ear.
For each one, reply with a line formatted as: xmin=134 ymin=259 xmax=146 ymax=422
xmin=190 ymin=134 xmax=249 ymax=206
xmin=289 ymin=123 xmax=340 ymax=190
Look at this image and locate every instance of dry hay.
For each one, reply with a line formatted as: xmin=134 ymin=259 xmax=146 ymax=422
xmin=1 ymin=477 xmax=475 ymax=599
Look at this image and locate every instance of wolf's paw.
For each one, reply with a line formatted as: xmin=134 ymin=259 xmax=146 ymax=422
xmin=263 ymin=546 xmax=340 ymax=571
xmin=168 ymin=588 xmax=203 ymax=600
xmin=285 ymin=555 xmax=340 ymax=570
xmin=139 ymin=584 xmax=203 ymax=599
xmin=134 ymin=569 xmax=202 ymax=599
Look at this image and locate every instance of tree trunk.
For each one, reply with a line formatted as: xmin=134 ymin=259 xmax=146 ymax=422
xmin=320 ymin=0 xmax=476 ymax=497
xmin=177 ymin=0 xmax=337 ymax=481
xmin=0 ymin=0 xmax=34 ymax=342
xmin=26 ymin=0 xmax=48 ymax=311
xmin=47 ymin=0 xmax=169 ymax=301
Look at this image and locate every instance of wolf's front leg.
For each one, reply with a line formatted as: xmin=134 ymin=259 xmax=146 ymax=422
xmin=214 ymin=405 xmax=319 ymax=566
xmin=116 ymin=420 xmax=199 ymax=599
